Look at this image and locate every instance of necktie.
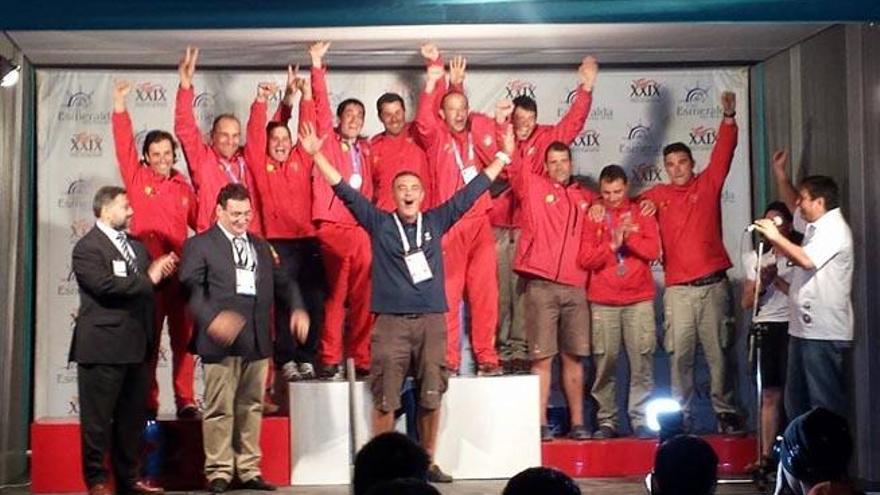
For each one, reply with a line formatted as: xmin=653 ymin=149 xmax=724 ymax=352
xmin=116 ymin=232 xmax=138 ymax=273
xmin=233 ymin=237 xmax=250 ymax=268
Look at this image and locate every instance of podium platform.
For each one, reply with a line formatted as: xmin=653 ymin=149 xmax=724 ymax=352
xmin=288 ymin=375 xmax=542 ymax=485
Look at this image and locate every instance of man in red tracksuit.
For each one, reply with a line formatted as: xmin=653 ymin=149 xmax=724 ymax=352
xmin=640 ymin=91 xmax=741 ymax=433
xmin=493 ymin=56 xmax=598 ymax=373
xmin=174 ymin=46 xmax=264 ymax=235
xmin=111 ymin=79 xmax=199 ymax=419
xmin=243 ymin=71 xmax=326 ymax=383
xmin=511 ymin=141 xmax=595 ymax=441
xmin=413 ymin=53 xmax=505 ymax=375
xmin=309 ymin=41 xmax=374 ymax=379
xmin=578 ymin=165 xmax=660 ymax=439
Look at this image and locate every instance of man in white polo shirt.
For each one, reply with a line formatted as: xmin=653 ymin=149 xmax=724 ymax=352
xmin=753 ymin=153 xmax=853 ymax=420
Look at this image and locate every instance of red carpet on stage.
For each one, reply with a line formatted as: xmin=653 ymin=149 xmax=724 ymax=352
xmin=31 ymin=417 xmax=755 ymax=492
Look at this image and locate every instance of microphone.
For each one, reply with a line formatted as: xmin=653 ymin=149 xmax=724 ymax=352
xmin=746 ymin=216 xmax=783 ymax=232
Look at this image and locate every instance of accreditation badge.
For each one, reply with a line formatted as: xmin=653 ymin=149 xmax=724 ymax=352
xmin=461 ymin=165 xmax=478 ymax=184
xmin=235 ymin=268 xmax=257 ymax=296
xmin=112 ymin=260 xmax=128 ymax=277
xmin=404 ymin=249 xmax=433 ymax=284
xmin=350 ymin=173 xmax=363 ymax=189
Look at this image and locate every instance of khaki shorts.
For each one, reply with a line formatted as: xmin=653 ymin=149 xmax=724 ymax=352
xmin=524 ymin=278 xmax=590 ymax=359
xmin=369 ymin=313 xmax=449 ymax=412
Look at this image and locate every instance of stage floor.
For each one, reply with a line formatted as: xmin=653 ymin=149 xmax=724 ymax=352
xmin=11 ymin=477 xmax=762 ymax=495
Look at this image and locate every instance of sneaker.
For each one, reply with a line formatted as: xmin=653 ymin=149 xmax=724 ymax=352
xmin=633 ymin=425 xmax=657 ymax=439
xmin=207 ymin=479 xmax=229 ymax=494
xmin=355 ymin=368 xmax=370 ymax=379
xmin=515 ymin=358 xmax=533 ymax=374
xmin=568 ymin=424 xmax=590 ymax=440
xmin=592 ymin=425 xmax=617 ymax=439
xmin=500 ymin=360 xmax=517 ymax=374
xmin=297 ymin=362 xmax=316 ymax=380
xmin=717 ymin=413 xmax=745 ymax=435
xmin=281 ymin=361 xmax=301 ymax=382
xmin=318 ymin=364 xmax=344 ymax=381
xmin=477 ymin=363 xmax=504 ymax=377
xmin=540 ymin=425 xmax=555 ymax=442
xmin=426 ymin=464 xmax=453 ymax=483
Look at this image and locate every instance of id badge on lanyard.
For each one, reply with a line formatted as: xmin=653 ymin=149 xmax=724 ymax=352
xmin=236 ymin=268 xmax=257 ymax=296
xmin=394 ymin=213 xmax=433 ymax=284
xmin=452 ymin=133 xmax=478 ymax=184
xmin=221 ymin=156 xmax=246 ymax=185
xmin=348 ymin=142 xmax=363 ymax=190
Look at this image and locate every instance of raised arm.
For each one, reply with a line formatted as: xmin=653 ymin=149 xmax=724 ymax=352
xmin=550 ymin=56 xmax=597 ymax=144
xmin=703 ymin=91 xmax=739 ymax=190
xmin=413 ymin=63 xmax=448 ymax=145
xmin=243 ymin=82 xmax=276 ymax=173
xmin=272 ymin=65 xmax=299 ymax=124
xmin=174 ymin=46 xmax=210 ymax=187
xmin=309 ymin=42 xmax=334 ymax=138
xmin=770 ymin=149 xmax=798 ymax=213
xmin=110 ymin=80 xmax=141 ymax=187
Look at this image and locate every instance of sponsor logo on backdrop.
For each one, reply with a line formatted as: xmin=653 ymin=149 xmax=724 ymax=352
xmin=505 ymin=79 xmax=537 ymax=99
xmin=57 ymin=264 xmax=79 ymax=296
xmin=629 ymin=78 xmax=662 ymax=101
xmin=57 ymin=177 xmax=92 ymax=209
xmin=676 ymin=84 xmax=724 ymax=118
xmin=134 ymin=81 xmax=168 ymax=107
xmin=69 ymin=218 xmax=92 ymax=244
xmin=56 ymin=364 xmax=77 ymax=385
xmin=69 ymin=131 xmax=104 ymax=157
xmin=619 ymin=123 xmax=661 ymax=154
xmin=630 ymin=161 xmax=664 ymax=188
xmin=557 ymin=87 xmax=613 ymax=120
xmin=193 ymin=91 xmax=216 ymax=128
xmin=266 ymin=84 xmax=285 ymax=105
xmin=722 ymin=189 xmax=736 ymax=204
xmin=571 ymin=129 xmax=600 ymax=152
xmin=67 ymin=394 xmax=79 ymax=415
xmin=57 ymin=89 xmax=111 ymax=124
xmin=688 ymin=125 xmax=717 ymax=150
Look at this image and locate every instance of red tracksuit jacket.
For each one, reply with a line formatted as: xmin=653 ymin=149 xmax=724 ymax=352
xmin=112 ymin=110 xmax=196 ymax=257
xmin=369 ymin=124 xmax=431 ymax=212
xmin=578 ymin=199 xmax=660 ymax=305
xmin=244 ymin=97 xmax=316 ymax=240
xmin=174 ymin=86 xmax=264 ymax=234
xmin=491 ymin=87 xmax=594 ymax=228
xmin=641 ymin=121 xmax=738 ymax=285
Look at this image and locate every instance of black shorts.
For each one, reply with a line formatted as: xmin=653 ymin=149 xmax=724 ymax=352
xmin=752 ymin=321 xmax=789 ymax=388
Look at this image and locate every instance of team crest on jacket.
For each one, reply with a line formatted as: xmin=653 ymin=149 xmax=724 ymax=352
xmin=545 ymin=194 xmax=556 ymax=204
xmin=483 ymin=134 xmax=493 ymax=147
xmin=579 ymin=200 xmax=589 ymax=210
xmin=267 ymin=164 xmax=275 ymax=173
xmin=144 ymin=186 xmax=153 ymax=196
xmin=424 ymin=231 xmax=432 ymax=242
xmin=527 ymin=146 xmax=537 ymax=156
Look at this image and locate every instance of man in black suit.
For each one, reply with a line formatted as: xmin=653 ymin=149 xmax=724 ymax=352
xmin=71 ymin=186 xmax=178 ymax=495
xmin=179 ymin=183 xmax=309 ymax=493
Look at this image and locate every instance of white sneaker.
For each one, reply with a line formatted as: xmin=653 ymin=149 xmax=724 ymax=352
xmin=281 ymin=361 xmax=301 ymax=382
xmin=297 ymin=362 xmax=316 ymax=380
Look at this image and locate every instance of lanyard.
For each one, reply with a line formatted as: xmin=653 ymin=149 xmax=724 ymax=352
xmin=393 ymin=212 xmax=423 ymax=254
xmin=347 ymin=141 xmax=362 ymax=175
xmin=451 ymin=133 xmax=474 ymax=173
xmin=604 ymin=211 xmax=627 ymax=265
xmin=220 ymin=155 xmax=246 ymax=184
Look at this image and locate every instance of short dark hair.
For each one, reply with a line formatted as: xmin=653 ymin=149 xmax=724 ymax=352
xmin=503 ymin=467 xmax=581 ymax=495
xmin=781 ymin=407 xmax=852 ymax=485
xmin=141 ymin=130 xmax=177 ymax=161
xmin=653 ymin=435 xmax=718 ymax=495
xmin=353 ymin=432 xmax=430 ymax=495
xmin=364 ymin=478 xmax=440 ymax=495
xmin=599 ymin=164 xmax=628 ymax=184
xmin=662 ymin=142 xmax=694 ymax=162
xmin=377 ymin=92 xmax=405 ymax=115
xmin=798 ymin=175 xmax=840 ymax=211
xmin=392 ymin=170 xmax=423 ymax=187
xmin=265 ymin=121 xmax=291 ymax=139
xmin=512 ymin=95 xmax=538 ymax=115
xmin=764 ymin=200 xmax=793 ymax=225
xmin=337 ymin=98 xmax=365 ymax=120
xmin=92 ymin=186 xmax=127 ymax=218
xmin=216 ymin=183 xmax=251 ymax=208
xmin=545 ymin=141 xmax=572 ymax=162
xmin=211 ymin=113 xmax=240 ymax=133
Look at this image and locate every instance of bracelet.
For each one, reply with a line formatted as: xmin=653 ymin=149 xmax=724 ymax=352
xmin=495 ymin=151 xmax=512 ymax=165
xmin=723 ymin=110 xmax=736 ymax=118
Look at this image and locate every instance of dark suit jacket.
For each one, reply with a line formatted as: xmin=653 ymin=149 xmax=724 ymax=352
xmin=70 ymin=226 xmax=155 ymax=364
xmin=179 ymin=224 xmax=305 ymax=363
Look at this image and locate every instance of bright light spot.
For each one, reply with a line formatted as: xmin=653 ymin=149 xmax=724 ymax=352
xmin=645 ymin=398 xmax=681 ymax=432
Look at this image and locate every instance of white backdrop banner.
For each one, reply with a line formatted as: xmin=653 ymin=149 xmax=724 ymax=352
xmin=34 ymin=66 xmax=750 ymax=419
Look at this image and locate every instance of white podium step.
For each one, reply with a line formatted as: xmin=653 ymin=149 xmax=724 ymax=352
xmin=289 ymin=374 xmax=540 ymax=485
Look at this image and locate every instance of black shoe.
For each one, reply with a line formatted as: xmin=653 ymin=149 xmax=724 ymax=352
xmin=355 ymin=367 xmax=370 ymax=379
xmin=427 ymin=464 xmax=453 ymax=483
xmin=540 ymin=425 xmax=555 ymax=442
xmin=240 ymin=476 xmax=276 ymax=491
xmin=208 ymin=478 xmax=229 ymax=494
xmin=592 ymin=425 xmax=617 ymax=439
xmin=319 ymin=364 xmax=343 ymax=381
xmin=717 ymin=413 xmax=745 ymax=435
xmin=568 ymin=424 xmax=590 ymax=440
xmin=176 ymin=404 xmax=202 ymax=420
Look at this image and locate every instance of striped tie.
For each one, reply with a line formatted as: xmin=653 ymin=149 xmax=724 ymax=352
xmin=233 ymin=237 xmax=250 ymax=269
xmin=116 ymin=232 xmax=139 ymax=273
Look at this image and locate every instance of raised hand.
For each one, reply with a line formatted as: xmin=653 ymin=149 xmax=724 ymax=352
xmin=297 ymin=74 xmax=313 ymax=101
xmin=112 ymin=80 xmax=132 ymax=112
xmin=178 ymin=46 xmax=199 ymax=90
xmin=309 ymin=41 xmax=331 ymax=68
xmin=578 ymin=56 xmax=599 ymax=91
xmin=501 ymin=124 xmax=515 ymax=156
xmin=283 ymin=64 xmax=300 ymax=104
xmin=449 ymin=55 xmax=467 ymax=86
xmin=298 ymin=122 xmax=327 ymax=156
xmin=588 ymin=203 xmax=605 ymax=223
xmin=420 ymin=43 xmax=440 ymax=62
xmin=495 ymin=98 xmax=514 ymax=124
xmin=256 ymin=82 xmax=278 ymax=102
xmin=721 ymin=91 xmax=736 ymax=116
xmin=771 ymin=149 xmax=788 ymax=178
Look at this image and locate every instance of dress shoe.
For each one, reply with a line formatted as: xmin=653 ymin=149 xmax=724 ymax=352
xmin=592 ymin=425 xmax=617 ymax=439
xmin=240 ymin=476 xmax=276 ymax=491
xmin=426 ymin=464 xmax=453 ymax=483
xmin=88 ymin=482 xmax=112 ymax=495
xmin=568 ymin=424 xmax=591 ymax=440
xmin=477 ymin=363 xmax=503 ymax=376
xmin=118 ymin=480 xmax=164 ymax=495
xmin=176 ymin=404 xmax=202 ymax=420
xmin=208 ymin=478 xmax=229 ymax=493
